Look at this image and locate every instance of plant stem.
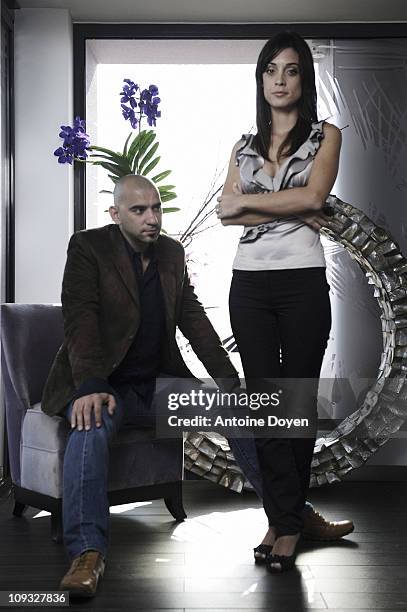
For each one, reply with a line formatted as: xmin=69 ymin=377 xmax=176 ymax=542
xmin=179 ymin=185 xmax=222 ymax=244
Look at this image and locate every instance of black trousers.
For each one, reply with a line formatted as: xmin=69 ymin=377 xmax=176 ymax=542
xmin=229 ymin=267 xmax=331 ymax=537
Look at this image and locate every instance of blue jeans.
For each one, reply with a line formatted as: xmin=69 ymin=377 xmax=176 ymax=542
xmin=62 ymin=382 xmax=155 ymax=560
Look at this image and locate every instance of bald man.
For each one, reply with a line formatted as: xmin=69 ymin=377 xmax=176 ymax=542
xmin=42 ymin=175 xmax=240 ymax=597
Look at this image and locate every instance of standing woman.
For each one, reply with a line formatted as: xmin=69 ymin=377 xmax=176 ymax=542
xmin=216 ymin=31 xmax=342 ymax=573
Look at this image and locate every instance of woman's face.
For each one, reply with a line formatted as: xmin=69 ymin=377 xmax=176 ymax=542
xmin=262 ymin=47 xmax=302 ymax=111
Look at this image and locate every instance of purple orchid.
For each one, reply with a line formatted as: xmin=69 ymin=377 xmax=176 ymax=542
xmin=54 ymin=116 xmax=91 ymax=164
xmin=120 ymin=79 xmax=161 ymax=129
xmin=121 ymin=104 xmax=138 ymax=129
xmin=120 ymin=79 xmax=139 ymax=104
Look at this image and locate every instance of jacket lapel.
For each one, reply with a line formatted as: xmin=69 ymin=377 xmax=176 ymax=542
xmin=156 ymin=239 xmax=177 ymax=331
xmin=107 ymin=225 xmax=140 ymax=307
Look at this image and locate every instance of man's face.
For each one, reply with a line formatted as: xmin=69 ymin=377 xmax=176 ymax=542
xmin=109 ymin=185 xmax=162 ymax=248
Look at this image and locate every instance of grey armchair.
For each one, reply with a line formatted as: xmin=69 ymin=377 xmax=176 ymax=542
xmin=1 ymin=303 xmax=186 ymax=542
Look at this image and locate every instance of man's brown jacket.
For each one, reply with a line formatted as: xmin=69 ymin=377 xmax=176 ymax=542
xmin=41 ymin=224 xmax=239 ymax=416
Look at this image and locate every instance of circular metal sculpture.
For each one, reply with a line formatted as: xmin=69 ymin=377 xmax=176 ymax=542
xmin=184 ymin=195 xmax=407 ymax=490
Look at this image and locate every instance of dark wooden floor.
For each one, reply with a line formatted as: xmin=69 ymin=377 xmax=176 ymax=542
xmin=1 ymin=480 xmax=407 ymax=611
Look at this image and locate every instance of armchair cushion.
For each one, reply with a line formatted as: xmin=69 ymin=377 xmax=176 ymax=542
xmin=20 ymin=404 xmax=69 ymax=497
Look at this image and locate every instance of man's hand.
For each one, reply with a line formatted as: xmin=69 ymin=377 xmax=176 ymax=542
xmin=71 ymin=393 xmax=116 ymax=431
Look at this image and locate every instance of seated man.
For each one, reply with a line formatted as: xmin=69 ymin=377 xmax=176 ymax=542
xmin=41 ymin=175 xmax=353 ymax=598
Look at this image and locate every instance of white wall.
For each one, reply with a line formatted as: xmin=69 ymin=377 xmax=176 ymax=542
xmin=14 ymin=8 xmax=73 ymax=303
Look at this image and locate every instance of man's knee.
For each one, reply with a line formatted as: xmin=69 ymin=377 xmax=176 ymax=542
xmin=68 ymin=406 xmax=119 ymax=440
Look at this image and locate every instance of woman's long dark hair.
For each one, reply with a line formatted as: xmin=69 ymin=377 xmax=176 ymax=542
xmin=252 ymin=30 xmax=318 ymax=163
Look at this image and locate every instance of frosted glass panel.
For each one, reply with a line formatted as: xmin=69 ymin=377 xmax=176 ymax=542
xmin=317 ymin=38 xmax=407 ymax=418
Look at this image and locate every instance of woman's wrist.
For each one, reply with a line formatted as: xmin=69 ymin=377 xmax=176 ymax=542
xmin=240 ymin=192 xmax=272 ymax=214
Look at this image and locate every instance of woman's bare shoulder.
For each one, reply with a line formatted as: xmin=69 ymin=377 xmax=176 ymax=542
xmin=321 ymin=121 xmax=342 ymax=142
xmin=230 ymin=140 xmax=241 ymax=157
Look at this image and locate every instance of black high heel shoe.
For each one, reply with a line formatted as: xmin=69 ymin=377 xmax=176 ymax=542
xmin=265 ymin=533 xmax=300 ymax=573
xmin=253 ymin=544 xmax=273 ymax=564
xmin=266 ymin=551 xmax=297 ymax=573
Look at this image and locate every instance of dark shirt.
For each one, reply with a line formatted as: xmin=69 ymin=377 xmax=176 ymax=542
xmin=108 ymin=236 xmax=166 ymax=389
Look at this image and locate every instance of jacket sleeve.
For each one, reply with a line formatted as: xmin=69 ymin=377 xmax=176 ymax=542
xmin=177 ymin=264 xmax=239 ymax=388
xmin=61 ymin=232 xmax=111 ymax=390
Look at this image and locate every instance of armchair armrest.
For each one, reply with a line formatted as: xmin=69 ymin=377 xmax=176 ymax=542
xmin=20 ymin=403 xmax=70 ymax=497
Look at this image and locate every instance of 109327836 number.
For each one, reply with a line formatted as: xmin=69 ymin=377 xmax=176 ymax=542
xmin=0 ymin=592 xmax=68 ymax=606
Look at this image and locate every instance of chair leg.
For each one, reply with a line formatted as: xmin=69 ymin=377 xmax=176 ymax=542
xmin=164 ymin=482 xmax=187 ymax=522
xmin=13 ymin=501 xmax=27 ymax=517
xmin=51 ymin=512 xmax=63 ymax=544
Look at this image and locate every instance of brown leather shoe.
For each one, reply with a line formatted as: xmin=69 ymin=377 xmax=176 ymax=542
xmin=302 ymin=507 xmax=354 ymax=541
xmin=59 ymin=550 xmax=105 ymax=598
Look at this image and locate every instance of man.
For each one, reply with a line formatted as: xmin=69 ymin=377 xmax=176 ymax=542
xmin=42 ymin=175 xmax=353 ymax=598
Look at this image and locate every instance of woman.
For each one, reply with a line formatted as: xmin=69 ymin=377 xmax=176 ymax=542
xmin=216 ymin=30 xmax=342 ymax=573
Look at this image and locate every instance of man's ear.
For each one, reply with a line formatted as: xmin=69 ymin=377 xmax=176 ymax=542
xmin=109 ymin=205 xmax=120 ymax=224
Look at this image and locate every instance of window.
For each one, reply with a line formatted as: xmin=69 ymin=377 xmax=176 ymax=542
xmin=84 ymin=38 xmax=337 ymax=372
xmin=82 ymin=31 xmax=407 ymax=419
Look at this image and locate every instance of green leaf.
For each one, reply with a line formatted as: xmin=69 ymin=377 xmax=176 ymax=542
xmin=162 ymin=206 xmax=180 ymax=213
xmin=133 ymin=132 xmax=156 ymax=169
xmin=92 ymin=161 xmax=124 ymax=177
xmin=90 ymin=146 xmax=125 ymax=165
xmin=152 ymin=169 xmax=171 ymax=183
xmin=133 ymin=134 xmax=157 ymax=172
xmin=89 ymin=155 xmax=131 ymax=175
xmin=89 ymin=153 xmax=117 ymax=161
xmin=157 ymin=184 xmax=176 ymax=192
xmin=122 ymin=132 xmax=133 ymax=157
xmin=89 ymin=151 xmax=127 ymax=163
xmin=142 ymin=156 xmax=160 ymax=175
xmin=138 ymin=141 xmax=159 ymax=172
xmin=126 ymin=130 xmax=146 ymax=162
xmin=128 ymin=130 xmax=157 ymax=171
xmin=160 ymin=192 xmax=177 ymax=203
